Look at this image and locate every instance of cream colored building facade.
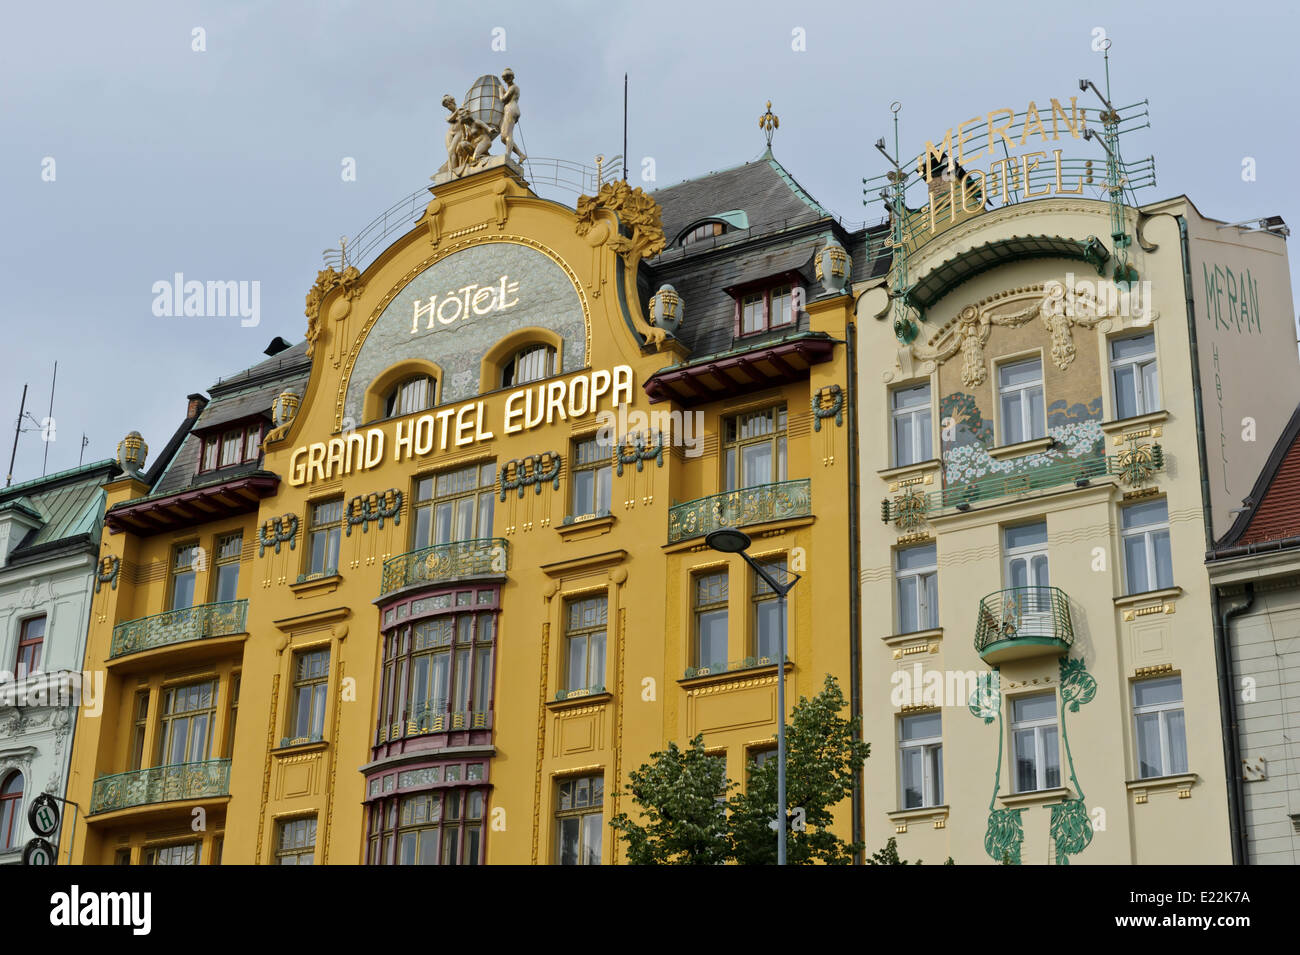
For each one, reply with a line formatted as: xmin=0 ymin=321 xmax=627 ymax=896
xmin=856 ymin=181 xmax=1299 ymax=863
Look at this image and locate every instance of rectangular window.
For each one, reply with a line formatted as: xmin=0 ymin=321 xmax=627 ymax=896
xmin=412 ymin=462 xmax=496 ymax=550
xmin=749 ymin=746 xmax=777 ymax=776
xmin=144 ymin=842 xmax=201 ymax=865
xmin=892 ymin=383 xmax=932 ymax=467
xmin=737 ymin=284 xmax=798 ymax=335
xmin=693 ymin=570 xmax=729 ymax=669
xmin=170 ymin=544 xmax=199 ymax=610
xmin=157 ymin=680 xmax=217 ymax=766
xmin=201 ymin=438 xmax=219 ymax=472
xmin=899 ymin=712 xmax=943 ymax=809
xmin=290 ymin=648 xmax=330 ymax=743
xmin=769 ymin=285 xmax=794 ymax=327
xmin=244 ymin=425 xmax=262 ymax=462
xmin=1111 ymin=333 xmax=1159 ymax=419
xmin=224 ymin=674 xmax=240 ymax=757
xmin=1011 ymin=693 xmax=1060 ymax=793
xmin=1121 ymin=499 xmax=1173 ymax=594
xmin=130 ymin=691 xmax=150 ymax=770
xmin=370 ymin=788 xmax=486 ymax=866
xmin=751 ymin=558 xmax=786 ymax=662
xmin=16 ymin=615 xmax=44 ymax=674
xmin=219 ymin=430 xmax=243 ymax=468
xmin=1133 ymin=676 xmax=1187 ymax=779
xmin=740 ymin=292 xmax=764 ymax=334
xmin=213 ymin=533 xmax=242 ymax=603
xmin=895 ymin=543 xmax=938 ymax=634
xmin=402 ymin=612 xmax=495 ymax=729
xmin=556 ymin=774 xmax=603 ymax=865
xmin=998 ymin=358 xmax=1046 ymax=445
xmin=723 ymin=405 xmax=787 ymax=491
xmin=275 ymin=817 xmax=317 ymax=865
xmin=563 ymin=595 xmax=607 ymax=694
xmin=571 ymin=437 xmax=612 ymax=519
xmin=307 ymin=499 xmax=343 ymax=577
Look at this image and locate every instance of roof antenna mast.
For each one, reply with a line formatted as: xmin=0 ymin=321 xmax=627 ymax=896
xmin=7 ymin=384 xmax=27 ymax=487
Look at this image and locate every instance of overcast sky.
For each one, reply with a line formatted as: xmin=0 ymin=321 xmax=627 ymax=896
xmin=2 ymin=0 xmax=1296 ymax=485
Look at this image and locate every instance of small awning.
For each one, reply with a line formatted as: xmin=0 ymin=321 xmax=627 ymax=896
xmin=721 ymin=244 xmax=818 ymax=293
xmin=905 ymin=234 xmax=1108 ymax=311
xmin=107 ymin=473 xmax=280 ymax=536
xmin=644 ymin=334 xmax=836 ymax=406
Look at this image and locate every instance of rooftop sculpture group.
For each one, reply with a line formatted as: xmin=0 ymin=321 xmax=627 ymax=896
xmin=438 ymin=69 xmax=525 ymax=181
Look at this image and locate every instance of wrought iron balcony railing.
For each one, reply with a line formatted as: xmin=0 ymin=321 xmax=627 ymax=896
xmin=109 ymin=600 xmax=248 ymax=660
xmin=378 ymin=702 xmax=492 ymax=742
xmin=974 ymin=586 xmax=1074 ymax=663
xmin=379 ymin=538 xmax=509 ymax=596
xmin=683 ymin=654 xmax=785 ymax=680
xmin=668 ymin=479 xmax=812 ymax=544
xmin=88 ymin=759 xmax=232 ymax=815
xmin=882 ymin=443 xmax=1163 ymax=528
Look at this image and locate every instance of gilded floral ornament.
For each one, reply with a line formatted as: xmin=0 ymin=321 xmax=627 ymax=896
xmin=304 ymin=265 xmax=364 ymax=357
xmin=574 ymin=180 xmax=669 ymax=348
xmin=1115 ymin=435 xmax=1163 ymax=487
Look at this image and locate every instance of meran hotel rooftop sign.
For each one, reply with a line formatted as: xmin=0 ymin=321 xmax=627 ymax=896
xmin=917 ymin=95 xmax=1088 ymax=231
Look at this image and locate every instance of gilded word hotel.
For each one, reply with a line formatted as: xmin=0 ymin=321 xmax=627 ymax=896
xmin=61 ymin=80 xmax=863 ymax=864
xmin=858 ymin=76 xmax=1300 ymax=862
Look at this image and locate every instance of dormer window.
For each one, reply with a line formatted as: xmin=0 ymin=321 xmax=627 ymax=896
xmin=501 ymin=344 xmax=556 ymax=387
xmin=681 ymin=221 xmax=726 ymax=246
xmin=385 ymin=375 xmax=436 ymax=418
xmin=735 ymin=282 xmax=798 ymax=337
xmin=199 ymin=421 xmax=264 ymax=473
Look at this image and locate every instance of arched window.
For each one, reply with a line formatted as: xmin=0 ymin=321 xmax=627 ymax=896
xmin=0 ymin=772 xmax=22 ymax=851
xmin=385 ymin=375 xmax=436 ymax=418
xmin=681 ymin=221 xmax=726 ymax=246
xmin=501 ymin=344 xmax=556 ymax=388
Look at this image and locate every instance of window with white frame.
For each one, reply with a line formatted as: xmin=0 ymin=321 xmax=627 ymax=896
xmin=1121 ymin=499 xmax=1173 ymax=594
xmin=891 ymin=383 xmax=932 ymax=467
xmin=1110 ymin=333 xmax=1159 ymax=419
xmin=899 ymin=712 xmax=943 ymax=809
xmin=1133 ymin=676 xmax=1187 ymax=779
xmin=998 ymin=357 xmax=1046 ymax=445
xmin=1011 ymin=693 xmax=1060 ymax=793
xmin=895 ymin=543 xmax=938 ymax=634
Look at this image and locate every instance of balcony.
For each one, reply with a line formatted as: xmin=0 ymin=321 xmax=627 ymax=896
xmin=109 ymin=600 xmax=248 ymax=660
xmin=380 ymin=538 xmax=509 ymax=596
xmin=668 ymin=479 xmax=812 ymax=544
xmin=974 ymin=586 xmax=1074 ymax=664
xmin=88 ymin=759 xmax=232 ymax=816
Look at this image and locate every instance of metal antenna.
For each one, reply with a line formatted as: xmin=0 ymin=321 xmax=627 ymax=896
xmin=42 ymin=361 xmax=56 ymax=477
xmin=7 ymin=384 xmax=27 ymax=487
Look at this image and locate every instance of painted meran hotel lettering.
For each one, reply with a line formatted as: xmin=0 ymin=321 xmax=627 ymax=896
xmin=39 ymin=66 xmax=1298 ymax=866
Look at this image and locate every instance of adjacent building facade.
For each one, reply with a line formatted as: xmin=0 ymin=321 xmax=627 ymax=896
xmin=0 ymin=460 xmax=118 ymax=863
xmin=62 ymin=96 xmax=862 ymax=863
xmin=857 ymin=91 xmax=1300 ymax=862
xmin=1208 ymin=402 xmax=1300 ymax=864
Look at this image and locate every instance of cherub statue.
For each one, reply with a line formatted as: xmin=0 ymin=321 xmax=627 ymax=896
xmin=499 ymin=68 xmax=526 ymax=162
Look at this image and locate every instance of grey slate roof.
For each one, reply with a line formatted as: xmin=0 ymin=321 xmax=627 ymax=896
xmin=650 ymin=150 xmax=830 ymax=246
xmin=0 ymin=459 xmax=117 ymax=560
xmin=148 ymin=340 xmax=311 ymax=499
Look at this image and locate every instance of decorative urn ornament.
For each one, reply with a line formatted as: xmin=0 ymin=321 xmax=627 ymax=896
xmin=815 ymin=242 xmax=851 ymax=294
xmin=272 ymin=389 xmax=301 ymax=427
xmin=649 ymin=284 xmax=683 ymax=336
xmin=116 ymin=431 xmax=148 ymax=477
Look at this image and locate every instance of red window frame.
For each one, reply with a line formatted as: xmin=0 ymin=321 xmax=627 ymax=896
xmin=0 ymin=772 xmax=22 ymax=850
xmin=731 ymin=277 xmax=801 ymax=338
xmin=16 ymin=616 xmax=44 ymax=674
xmin=197 ymin=420 xmax=265 ymax=474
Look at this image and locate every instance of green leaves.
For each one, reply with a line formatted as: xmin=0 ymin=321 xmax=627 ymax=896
xmin=1049 ymin=798 xmax=1093 ymax=865
xmin=611 ymin=674 xmax=870 ymax=865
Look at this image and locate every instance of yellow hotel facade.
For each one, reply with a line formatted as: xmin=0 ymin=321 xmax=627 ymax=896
xmin=60 ymin=100 xmax=864 ymax=862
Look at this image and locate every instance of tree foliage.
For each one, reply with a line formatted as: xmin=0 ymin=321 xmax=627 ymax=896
xmin=608 ymin=733 xmax=732 ymax=864
xmin=612 ymin=674 xmax=869 ymax=865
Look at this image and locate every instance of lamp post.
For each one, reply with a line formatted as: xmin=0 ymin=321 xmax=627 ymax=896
xmin=706 ymin=526 xmax=801 ymax=865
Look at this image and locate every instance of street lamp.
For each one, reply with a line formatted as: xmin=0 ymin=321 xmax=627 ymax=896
xmin=705 ymin=526 xmax=801 ymax=865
